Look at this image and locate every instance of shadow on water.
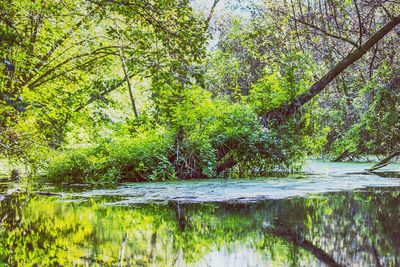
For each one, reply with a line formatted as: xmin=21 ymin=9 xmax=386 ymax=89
xmin=1 ymin=186 xmax=400 ymax=266
xmin=368 ymin=171 xmax=400 ymax=179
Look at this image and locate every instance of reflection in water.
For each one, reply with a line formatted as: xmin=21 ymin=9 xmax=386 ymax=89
xmin=1 ymin=188 xmax=400 ymax=266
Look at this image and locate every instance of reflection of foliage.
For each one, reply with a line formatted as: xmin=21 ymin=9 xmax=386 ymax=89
xmin=1 ymin=189 xmax=400 ymax=266
xmin=0 ymin=195 xmax=93 ymax=265
xmin=0 ymin=194 xmax=315 ymax=266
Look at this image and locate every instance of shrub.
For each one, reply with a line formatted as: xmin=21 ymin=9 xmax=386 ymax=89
xmin=44 ymin=81 xmax=327 ymax=182
xmin=44 ymin=128 xmax=175 ymax=183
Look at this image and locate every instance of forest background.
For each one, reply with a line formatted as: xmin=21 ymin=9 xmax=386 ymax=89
xmin=0 ymin=0 xmax=399 ymax=182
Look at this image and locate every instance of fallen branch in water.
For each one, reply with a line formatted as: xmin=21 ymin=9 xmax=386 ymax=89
xmin=366 ymin=151 xmax=400 ymax=171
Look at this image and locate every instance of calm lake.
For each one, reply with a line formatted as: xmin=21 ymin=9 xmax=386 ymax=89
xmin=1 ymin=161 xmax=400 ymax=266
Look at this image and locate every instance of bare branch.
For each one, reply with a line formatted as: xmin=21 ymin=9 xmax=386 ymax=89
xmin=205 ymin=0 xmax=220 ymax=31
xmin=263 ymin=15 xmax=400 ymax=123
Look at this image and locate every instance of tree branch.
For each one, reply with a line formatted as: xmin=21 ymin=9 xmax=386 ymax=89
xmin=366 ymin=151 xmax=400 ymax=171
xmin=205 ymin=0 xmax=220 ymax=31
xmin=27 ymin=46 xmax=119 ymax=89
xmin=118 ymin=50 xmax=139 ymax=118
xmin=28 ymin=53 xmax=112 ymax=89
xmin=263 ymin=15 xmax=400 ymax=124
xmin=73 ymin=79 xmax=125 ymax=113
xmin=22 ymin=7 xmax=100 ymax=86
xmin=285 ymin=13 xmax=359 ymax=47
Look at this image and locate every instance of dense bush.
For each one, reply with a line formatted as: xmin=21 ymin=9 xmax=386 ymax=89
xmin=44 ymin=83 xmax=327 ymax=183
xmin=45 ymin=128 xmax=175 ymax=183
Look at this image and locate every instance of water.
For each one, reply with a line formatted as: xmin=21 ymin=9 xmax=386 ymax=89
xmin=1 ymin=161 xmax=400 ymax=266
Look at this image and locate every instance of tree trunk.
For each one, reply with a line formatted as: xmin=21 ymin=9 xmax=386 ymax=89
xmin=332 ymin=149 xmax=350 ymax=162
xmin=119 ymin=52 xmax=139 ymax=118
xmin=366 ymin=151 xmax=400 ymax=171
xmin=263 ymin=16 xmax=400 ymax=124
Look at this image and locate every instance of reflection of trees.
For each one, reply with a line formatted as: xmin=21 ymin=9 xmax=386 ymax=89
xmin=0 ymin=194 xmax=94 ymax=265
xmin=1 ymin=189 xmax=400 ymax=266
xmin=260 ymin=190 xmax=400 ymax=266
xmin=0 ymin=195 xmax=315 ymax=266
xmin=263 ymin=223 xmax=343 ymax=267
xmin=0 ymin=193 xmax=25 ymax=229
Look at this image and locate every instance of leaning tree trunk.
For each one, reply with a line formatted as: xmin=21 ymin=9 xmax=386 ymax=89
xmin=263 ymin=15 xmax=400 ymax=124
xmin=366 ymin=151 xmax=400 ymax=171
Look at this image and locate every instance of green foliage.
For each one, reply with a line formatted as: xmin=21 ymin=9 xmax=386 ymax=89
xmin=45 ymin=128 xmax=175 ymax=183
xmin=244 ymin=52 xmax=328 ymax=171
xmin=0 ymin=0 xmax=206 ymax=168
xmin=328 ymin=65 xmax=400 ymax=159
xmin=170 ymin=86 xmax=263 ymax=177
xmin=44 ymin=78 xmax=328 ymax=182
xmin=0 ymin=0 xmax=339 ymax=182
xmin=249 ymin=52 xmax=316 ymax=113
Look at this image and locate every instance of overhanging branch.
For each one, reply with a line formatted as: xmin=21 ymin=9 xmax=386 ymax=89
xmin=263 ymin=15 xmax=400 ymax=124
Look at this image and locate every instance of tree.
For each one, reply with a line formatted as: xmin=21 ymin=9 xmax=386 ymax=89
xmin=264 ymin=14 xmax=400 ymax=123
xmin=0 ymin=0 xmax=207 ymax=164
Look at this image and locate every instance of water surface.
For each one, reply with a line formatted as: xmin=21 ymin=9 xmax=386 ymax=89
xmin=0 ymin=161 xmax=399 ymax=266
